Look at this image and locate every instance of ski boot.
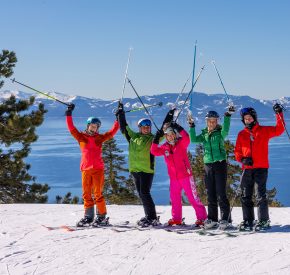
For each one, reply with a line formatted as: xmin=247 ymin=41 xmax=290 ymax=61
xmin=194 ymin=219 xmax=205 ymax=228
xmin=203 ymin=219 xmax=218 ymax=230
xmin=238 ymin=220 xmax=254 ymax=231
xmin=137 ymin=216 xmax=161 ymax=228
xmin=218 ymin=220 xmax=230 ymax=230
xmin=91 ymin=215 xmax=110 ymax=227
xmin=137 ymin=217 xmax=149 ymax=227
xmin=167 ymin=218 xmax=184 ymax=226
xmin=76 ymin=216 xmax=93 ymax=227
xmin=254 ymin=220 xmax=271 ymax=231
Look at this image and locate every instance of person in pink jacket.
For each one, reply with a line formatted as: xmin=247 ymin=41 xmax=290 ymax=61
xmin=151 ymin=121 xmax=207 ymax=226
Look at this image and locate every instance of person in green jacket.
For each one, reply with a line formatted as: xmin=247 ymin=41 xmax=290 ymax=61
xmin=116 ymin=103 xmax=173 ymax=227
xmin=189 ymin=106 xmax=235 ymax=229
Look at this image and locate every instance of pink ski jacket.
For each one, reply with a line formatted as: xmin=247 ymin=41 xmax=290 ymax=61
xmin=66 ymin=116 xmax=119 ymax=171
xmin=151 ymin=129 xmax=192 ymax=180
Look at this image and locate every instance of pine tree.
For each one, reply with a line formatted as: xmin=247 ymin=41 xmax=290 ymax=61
xmin=0 ymin=50 xmax=49 ymax=203
xmin=102 ymin=138 xmax=139 ymax=204
xmin=0 ymin=49 xmax=17 ymax=89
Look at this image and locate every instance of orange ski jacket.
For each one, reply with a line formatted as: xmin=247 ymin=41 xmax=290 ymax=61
xmin=66 ymin=116 xmax=119 ymax=171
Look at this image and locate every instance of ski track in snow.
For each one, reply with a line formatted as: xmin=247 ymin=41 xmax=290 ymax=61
xmin=1 ymin=205 xmax=290 ymax=275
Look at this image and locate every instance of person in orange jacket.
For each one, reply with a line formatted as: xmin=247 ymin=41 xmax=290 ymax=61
xmin=65 ymin=103 xmax=119 ymax=227
xmin=234 ymin=103 xmax=285 ymax=231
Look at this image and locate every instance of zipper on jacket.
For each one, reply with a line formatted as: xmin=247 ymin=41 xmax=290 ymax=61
xmin=170 ymin=147 xmax=179 ymax=180
xmin=209 ymin=135 xmax=214 ymax=162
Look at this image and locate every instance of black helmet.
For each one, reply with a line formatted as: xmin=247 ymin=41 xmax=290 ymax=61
xmin=205 ymin=110 xmax=219 ymax=119
xmin=240 ymin=107 xmax=257 ymax=122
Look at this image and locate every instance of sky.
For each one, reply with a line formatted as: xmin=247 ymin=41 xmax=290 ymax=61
xmin=1 ymin=0 xmax=290 ymax=100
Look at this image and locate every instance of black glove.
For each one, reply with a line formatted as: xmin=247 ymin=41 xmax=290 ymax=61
xmin=115 ymin=102 xmax=125 ymax=119
xmin=162 ymin=109 xmax=176 ymax=126
xmin=170 ymin=121 xmax=183 ymax=132
xmin=65 ymin=103 xmax=75 ymax=116
xmin=273 ymin=103 xmax=283 ymax=114
xmin=153 ymin=130 xmax=164 ymax=144
xmin=225 ymin=105 xmax=235 ymax=117
xmin=241 ymin=157 xmax=253 ymax=166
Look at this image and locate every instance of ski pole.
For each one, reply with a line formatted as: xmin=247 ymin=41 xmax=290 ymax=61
xmin=277 ymin=111 xmax=290 ymax=141
xmin=227 ymin=170 xmax=245 ymax=223
xmin=211 ymin=61 xmax=234 ymax=107
xmin=125 ymin=102 xmax=163 ymax=113
xmin=174 ymin=65 xmax=205 ymax=122
xmin=120 ymin=47 xmax=133 ymax=103
xmin=174 ymin=71 xmax=192 ymax=107
xmin=126 ymin=78 xmax=160 ymax=131
xmin=190 ymin=40 xmax=197 ymax=113
xmin=11 ymin=78 xmax=70 ymax=106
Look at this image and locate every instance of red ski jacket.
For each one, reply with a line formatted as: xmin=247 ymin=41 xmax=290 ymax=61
xmin=234 ymin=113 xmax=285 ymax=169
xmin=66 ymin=115 xmax=119 ymax=171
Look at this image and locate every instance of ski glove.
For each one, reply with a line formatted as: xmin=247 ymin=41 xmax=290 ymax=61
xmin=225 ymin=105 xmax=235 ymax=117
xmin=65 ymin=103 xmax=75 ymax=116
xmin=273 ymin=103 xmax=283 ymax=114
xmin=162 ymin=109 xmax=176 ymax=126
xmin=241 ymin=157 xmax=253 ymax=166
xmin=170 ymin=121 xmax=183 ymax=132
xmin=187 ymin=112 xmax=195 ymax=128
xmin=153 ymin=130 xmax=164 ymax=144
xmin=115 ymin=102 xmax=125 ymax=120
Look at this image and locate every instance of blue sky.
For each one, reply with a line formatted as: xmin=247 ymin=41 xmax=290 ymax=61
xmin=1 ymin=0 xmax=290 ymax=100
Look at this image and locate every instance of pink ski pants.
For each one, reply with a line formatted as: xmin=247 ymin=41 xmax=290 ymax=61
xmin=170 ymin=176 xmax=207 ymax=221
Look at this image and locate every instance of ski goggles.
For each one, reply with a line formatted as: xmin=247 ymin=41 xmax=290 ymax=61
xmin=138 ymin=119 xmax=152 ymax=127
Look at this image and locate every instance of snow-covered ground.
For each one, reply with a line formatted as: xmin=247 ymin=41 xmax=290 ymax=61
xmin=1 ymin=204 xmax=290 ymax=275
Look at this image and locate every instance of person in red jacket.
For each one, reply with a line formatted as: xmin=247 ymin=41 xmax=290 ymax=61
xmin=65 ymin=104 xmax=119 ymax=227
xmin=234 ymin=103 xmax=285 ymax=231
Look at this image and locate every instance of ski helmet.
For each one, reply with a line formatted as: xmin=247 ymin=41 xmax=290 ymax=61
xmin=163 ymin=127 xmax=176 ymax=135
xmin=86 ymin=117 xmax=101 ymax=126
xmin=240 ymin=107 xmax=257 ymax=123
xmin=205 ymin=111 xmax=219 ymax=119
xmin=137 ymin=118 xmax=152 ymax=127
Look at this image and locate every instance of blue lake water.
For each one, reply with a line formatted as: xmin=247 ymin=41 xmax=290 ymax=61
xmin=26 ymin=116 xmax=290 ymax=206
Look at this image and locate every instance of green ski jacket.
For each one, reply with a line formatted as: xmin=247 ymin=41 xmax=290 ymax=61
xmin=189 ymin=116 xmax=231 ymax=164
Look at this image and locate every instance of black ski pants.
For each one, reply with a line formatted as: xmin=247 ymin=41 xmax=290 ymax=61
xmin=240 ymin=168 xmax=269 ymax=223
xmin=204 ymin=160 xmax=231 ymax=222
xmin=131 ymin=172 xmax=157 ymax=220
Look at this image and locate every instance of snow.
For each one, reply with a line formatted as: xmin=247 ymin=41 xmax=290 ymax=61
xmin=1 ymin=204 xmax=290 ymax=275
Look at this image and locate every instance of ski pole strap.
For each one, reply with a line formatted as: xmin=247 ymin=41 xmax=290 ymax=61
xmin=126 ymin=78 xmax=160 ymax=131
xmin=11 ymin=78 xmax=70 ymax=106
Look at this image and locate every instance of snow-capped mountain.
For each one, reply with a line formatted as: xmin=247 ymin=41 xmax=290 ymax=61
xmin=1 ymin=89 xmax=289 ymax=119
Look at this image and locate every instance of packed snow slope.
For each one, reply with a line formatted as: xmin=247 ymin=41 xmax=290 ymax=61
xmin=1 ymin=204 xmax=290 ymax=275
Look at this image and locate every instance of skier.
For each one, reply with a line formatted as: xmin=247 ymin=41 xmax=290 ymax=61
xmin=65 ymin=103 xmax=119 ymax=227
xmin=189 ymin=106 xmax=235 ymax=230
xmin=116 ymin=103 xmax=171 ymax=227
xmin=235 ymin=103 xmax=285 ymax=231
xmin=151 ymin=121 xmax=207 ymax=226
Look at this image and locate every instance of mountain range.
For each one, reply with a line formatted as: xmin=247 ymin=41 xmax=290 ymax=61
xmin=1 ymin=89 xmax=289 ymax=120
